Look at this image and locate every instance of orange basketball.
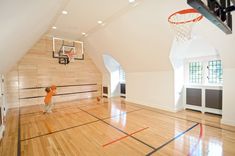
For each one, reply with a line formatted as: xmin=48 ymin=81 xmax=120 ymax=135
xmin=51 ymin=85 xmax=57 ymax=90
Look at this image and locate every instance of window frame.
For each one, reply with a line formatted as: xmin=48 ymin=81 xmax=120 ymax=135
xmin=184 ymin=56 xmax=223 ymax=86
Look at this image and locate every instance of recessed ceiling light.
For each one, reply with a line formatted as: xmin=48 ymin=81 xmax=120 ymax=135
xmin=62 ymin=10 xmax=68 ymax=15
xmin=52 ymin=26 xmax=57 ymax=29
xmin=97 ymin=21 xmax=103 ymax=24
xmin=129 ymin=0 xmax=136 ymax=3
xmin=82 ymin=32 xmax=86 ymax=35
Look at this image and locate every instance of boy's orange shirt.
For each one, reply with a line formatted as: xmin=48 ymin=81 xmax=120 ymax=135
xmin=44 ymin=90 xmax=55 ymax=105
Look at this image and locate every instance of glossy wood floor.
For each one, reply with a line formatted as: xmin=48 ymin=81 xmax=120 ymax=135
xmin=1 ymin=98 xmax=235 ymax=156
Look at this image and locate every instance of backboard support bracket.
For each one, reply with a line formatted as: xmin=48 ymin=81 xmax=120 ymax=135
xmin=187 ymin=0 xmax=233 ymax=34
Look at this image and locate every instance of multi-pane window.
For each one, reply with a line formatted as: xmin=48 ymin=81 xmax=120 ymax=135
xmin=188 ymin=59 xmax=223 ymax=85
xmin=119 ymin=67 xmax=125 ymax=83
xmin=208 ymin=60 xmax=223 ymax=84
xmin=189 ymin=62 xmax=203 ymax=84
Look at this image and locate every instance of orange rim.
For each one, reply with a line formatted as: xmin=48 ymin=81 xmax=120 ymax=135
xmin=168 ymin=8 xmax=203 ymax=25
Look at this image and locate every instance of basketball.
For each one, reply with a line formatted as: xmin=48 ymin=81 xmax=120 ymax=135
xmin=51 ymin=85 xmax=57 ymax=90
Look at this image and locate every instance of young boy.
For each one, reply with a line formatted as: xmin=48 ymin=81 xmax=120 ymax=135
xmin=44 ymin=85 xmax=56 ymax=113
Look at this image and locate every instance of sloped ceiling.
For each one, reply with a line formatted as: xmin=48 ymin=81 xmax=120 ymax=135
xmin=48 ymin=0 xmax=131 ymax=39
xmin=48 ymin=0 xmax=189 ymax=72
xmin=2 ymin=0 xmax=234 ymax=74
xmin=0 ymin=0 xmax=68 ymax=73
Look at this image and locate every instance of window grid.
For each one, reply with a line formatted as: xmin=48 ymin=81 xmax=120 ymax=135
xmin=189 ymin=62 xmax=203 ymax=84
xmin=208 ymin=60 xmax=223 ymax=84
xmin=119 ymin=67 xmax=125 ymax=83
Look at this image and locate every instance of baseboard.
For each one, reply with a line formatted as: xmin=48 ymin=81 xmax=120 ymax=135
xmin=125 ymin=98 xmax=176 ymax=112
xmin=221 ymin=118 xmax=235 ymax=126
xmin=174 ymin=106 xmax=184 ymax=112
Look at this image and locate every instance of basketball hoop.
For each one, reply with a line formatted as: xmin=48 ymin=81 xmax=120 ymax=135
xmin=168 ymin=8 xmax=203 ymax=42
xmin=64 ymin=51 xmax=76 ymax=62
xmin=52 ymin=37 xmax=84 ymax=65
xmin=62 ymin=45 xmax=76 ymax=63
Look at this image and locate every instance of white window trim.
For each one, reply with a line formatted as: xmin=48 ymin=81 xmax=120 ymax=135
xmin=184 ymin=55 xmax=223 ymax=86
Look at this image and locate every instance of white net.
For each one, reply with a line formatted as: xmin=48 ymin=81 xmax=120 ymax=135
xmin=168 ymin=9 xmax=203 ymax=42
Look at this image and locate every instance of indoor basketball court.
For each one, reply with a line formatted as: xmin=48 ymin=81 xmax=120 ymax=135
xmin=0 ymin=0 xmax=235 ymax=156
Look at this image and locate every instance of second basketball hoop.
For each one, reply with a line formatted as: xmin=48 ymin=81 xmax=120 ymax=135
xmin=168 ymin=8 xmax=203 ymax=42
xmin=52 ymin=37 xmax=84 ymax=65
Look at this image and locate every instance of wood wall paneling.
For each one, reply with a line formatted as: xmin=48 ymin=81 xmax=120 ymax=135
xmin=5 ymin=36 xmax=102 ymax=108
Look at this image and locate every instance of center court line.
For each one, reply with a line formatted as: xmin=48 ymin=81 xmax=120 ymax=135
xmin=146 ymin=123 xmax=199 ymax=156
xmin=102 ymin=127 xmax=149 ymax=147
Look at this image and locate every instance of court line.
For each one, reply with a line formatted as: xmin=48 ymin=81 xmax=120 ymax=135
xmin=20 ymin=120 xmax=99 ymax=141
xmin=78 ymin=107 xmax=156 ymax=150
xmin=103 ymin=127 xmax=149 ymax=147
xmin=20 ymin=100 xmax=200 ymax=154
xmin=20 ymin=108 xmax=143 ymax=141
xmin=187 ymin=123 xmax=203 ymax=156
xmin=20 ymin=101 xmax=140 ymax=119
xmin=100 ymin=108 xmax=143 ymax=120
xmin=19 ymin=99 xmax=235 ymax=155
xmin=21 ymin=100 xmax=234 ymax=132
xmin=125 ymin=103 xmax=235 ymax=133
xmin=154 ymin=111 xmax=235 ymax=133
xmin=20 ymin=102 xmax=104 ymax=116
xmin=20 ymin=109 xmax=83 ymax=118
xmin=146 ymin=123 xmax=199 ymax=156
xmin=18 ymin=108 xmax=21 ymax=156
xmin=17 ymin=68 xmax=21 ymax=156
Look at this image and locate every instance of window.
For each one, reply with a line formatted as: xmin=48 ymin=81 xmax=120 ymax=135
xmin=119 ymin=67 xmax=125 ymax=83
xmin=208 ymin=60 xmax=223 ymax=84
xmin=187 ymin=59 xmax=223 ymax=85
xmin=189 ymin=62 xmax=203 ymax=84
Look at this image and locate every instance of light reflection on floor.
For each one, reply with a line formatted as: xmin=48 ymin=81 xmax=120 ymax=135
xmin=111 ymin=103 xmax=127 ymax=128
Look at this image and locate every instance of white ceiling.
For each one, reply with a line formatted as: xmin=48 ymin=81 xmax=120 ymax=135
xmin=47 ymin=0 xmax=132 ymax=39
xmin=1 ymin=0 xmax=235 ymax=74
xmin=47 ymin=0 xmax=191 ymax=72
xmin=0 ymin=0 xmax=68 ymax=73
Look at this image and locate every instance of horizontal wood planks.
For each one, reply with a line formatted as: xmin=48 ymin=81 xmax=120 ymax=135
xmin=5 ymin=36 xmax=102 ymax=108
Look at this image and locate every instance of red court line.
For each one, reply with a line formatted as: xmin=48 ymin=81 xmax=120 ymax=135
xmin=187 ymin=123 xmax=203 ymax=156
xmin=103 ymin=127 xmax=149 ymax=147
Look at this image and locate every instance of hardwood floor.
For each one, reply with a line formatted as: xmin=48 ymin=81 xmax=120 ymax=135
xmin=0 ymin=109 xmax=19 ymax=156
xmin=1 ymin=98 xmax=235 ymax=156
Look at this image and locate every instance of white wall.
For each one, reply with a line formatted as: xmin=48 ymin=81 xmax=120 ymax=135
xmin=102 ymin=72 xmax=111 ymax=97
xmin=171 ymin=58 xmax=184 ymax=111
xmin=192 ymin=16 xmax=235 ymax=126
xmin=82 ymin=0 xmax=183 ymax=112
xmin=103 ymin=55 xmax=121 ymax=97
xmin=169 ymin=36 xmax=220 ymax=111
xmin=126 ymin=71 xmax=175 ymax=112
xmin=221 ymin=68 xmax=235 ymax=126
